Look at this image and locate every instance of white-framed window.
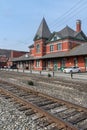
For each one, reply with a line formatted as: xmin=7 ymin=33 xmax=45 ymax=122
xmin=53 ymin=36 xmax=57 ymax=41
xmin=50 ymin=45 xmax=54 ymax=52
xmin=51 ymin=35 xmax=60 ymax=41
xmin=36 ymin=44 xmax=40 ymax=53
xmin=36 ymin=60 xmax=40 ymax=67
xmin=57 ymin=43 xmax=62 ymax=50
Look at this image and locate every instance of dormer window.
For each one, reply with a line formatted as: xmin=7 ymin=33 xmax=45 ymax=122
xmin=36 ymin=44 xmax=40 ymax=53
xmin=54 ymin=36 xmax=57 ymax=41
xmin=57 ymin=43 xmax=62 ymax=50
xmin=51 ymin=35 xmax=60 ymax=41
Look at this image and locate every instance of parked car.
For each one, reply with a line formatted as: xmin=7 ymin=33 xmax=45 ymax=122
xmin=63 ymin=66 xmax=81 ymax=73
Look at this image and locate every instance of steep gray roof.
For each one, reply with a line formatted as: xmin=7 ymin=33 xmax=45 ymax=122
xmin=58 ymin=26 xmax=76 ymax=38
xmin=48 ymin=26 xmax=87 ymax=42
xmin=34 ymin=18 xmax=51 ymax=41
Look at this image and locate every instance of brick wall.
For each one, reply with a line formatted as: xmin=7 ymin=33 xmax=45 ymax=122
xmin=11 ymin=50 xmax=28 ymax=58
xmin=29 ymin=37 xmax=86 ymax=71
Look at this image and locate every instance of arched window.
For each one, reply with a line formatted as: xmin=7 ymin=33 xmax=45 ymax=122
xmin=36 ymin=44 xmax=40 ymax=53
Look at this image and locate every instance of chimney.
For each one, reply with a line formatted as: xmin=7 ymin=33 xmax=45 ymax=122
xmin=76 ymin=20 xmax=81 ymax=32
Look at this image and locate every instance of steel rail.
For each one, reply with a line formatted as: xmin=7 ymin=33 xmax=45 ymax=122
xmin=0 ymin=79 xmax=87 ymax=112
xmin=0 ymin=87 xmax=79 ymax=130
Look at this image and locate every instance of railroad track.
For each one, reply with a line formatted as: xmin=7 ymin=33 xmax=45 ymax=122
xmin=0 ymin=80 xmax=87 ymax=130
xmin=0 ymin=70 xmax=87 ymax=92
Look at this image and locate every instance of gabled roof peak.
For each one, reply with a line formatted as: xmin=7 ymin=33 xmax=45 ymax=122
xmin=63 ymin=25 xmax=75 ymax=31
xmin=57 ymin=26 xmax=76 ymax=37
xmin=34 ymin=18 xmax=51 ymax=41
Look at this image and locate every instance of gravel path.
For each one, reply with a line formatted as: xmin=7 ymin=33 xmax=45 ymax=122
xmin=0 ymin=97 xmax=33 ymax=130
xmin=0 ymin=96 xmax=50 ymax=130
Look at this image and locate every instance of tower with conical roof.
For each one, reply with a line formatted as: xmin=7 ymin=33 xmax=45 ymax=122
xmin=33 ymin=18 xmax=51 ymax=57
xmin=33 ymin=18 xmax=51 ymax=70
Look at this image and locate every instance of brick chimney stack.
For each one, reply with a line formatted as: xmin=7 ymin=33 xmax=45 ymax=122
xmin=76 ymin=20 xmax=81 ymax=32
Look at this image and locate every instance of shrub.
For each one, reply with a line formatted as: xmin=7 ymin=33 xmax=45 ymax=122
xmin=28 ymin=80 xmax=34 ymax=86
xmin=48 ymin=73 xmax=51 ymax=77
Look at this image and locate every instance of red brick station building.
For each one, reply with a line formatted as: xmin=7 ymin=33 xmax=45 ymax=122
xmin=12 ymin=18 xmax=87 ymax=72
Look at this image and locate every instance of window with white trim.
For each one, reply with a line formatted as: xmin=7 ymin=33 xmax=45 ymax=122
xmin=50 ymin=45 xmax=54 ymax=52
xmin=36 ymin=60 xmax=40 ymax=67
xmin=36 ymin=44 xmax=40 ymax=53
xmin=57 ymin=43 xmax=62 ymax=50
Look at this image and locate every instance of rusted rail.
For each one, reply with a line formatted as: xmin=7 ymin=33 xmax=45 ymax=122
xmin=0 ymin=80 xmax=87 ymax=130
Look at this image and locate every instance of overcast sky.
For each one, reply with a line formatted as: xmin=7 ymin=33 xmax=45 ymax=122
xmin=0 ymin=0 xmax=87 ymax=51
